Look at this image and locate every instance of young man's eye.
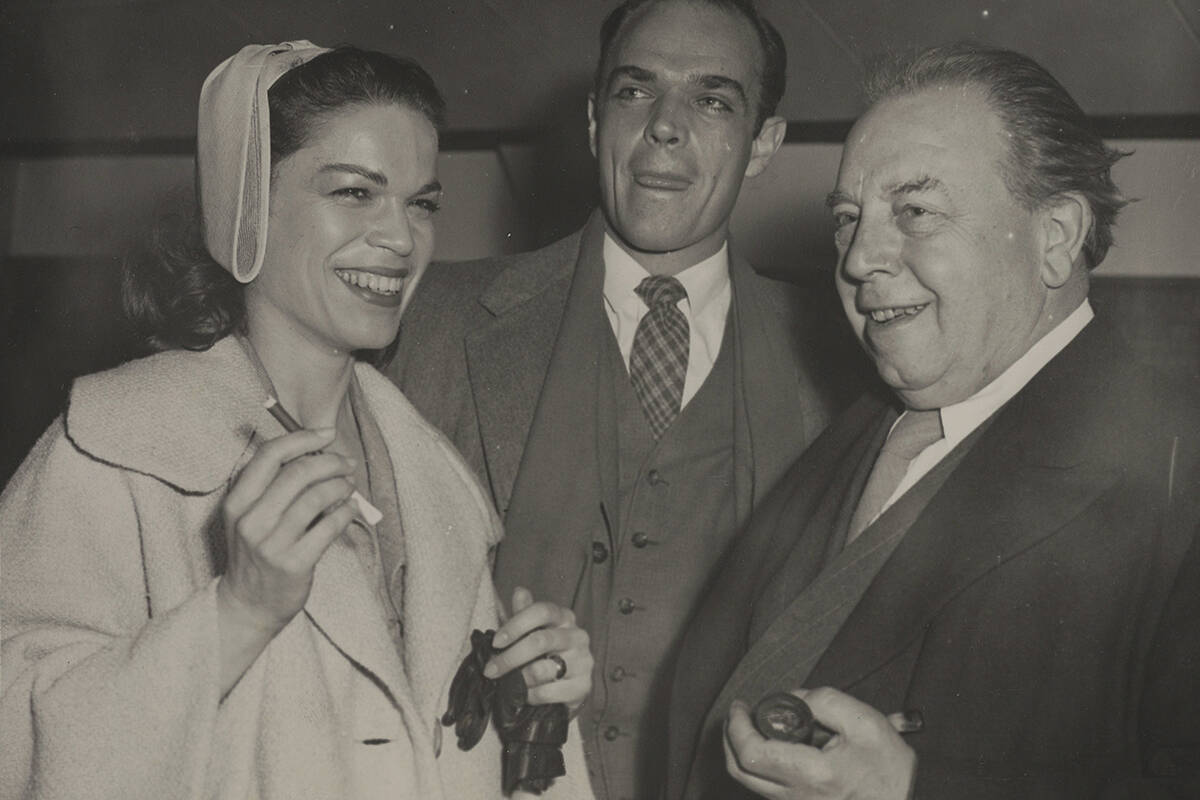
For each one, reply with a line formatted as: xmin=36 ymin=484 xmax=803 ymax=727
xmin=614 ymin=85 xmax=651 ymax=101
xmin=332 ymin=187 xmax=370 ymax=201
xmin=697 ymin=96 xmax=732 ymax=113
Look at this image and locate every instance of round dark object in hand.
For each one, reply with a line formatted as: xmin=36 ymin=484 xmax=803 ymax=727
xmin=752 ymin=692 xmax=817 ymax=744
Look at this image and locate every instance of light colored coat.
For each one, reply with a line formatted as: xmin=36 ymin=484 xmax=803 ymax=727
xmin=0 ymin=337 xmax=592 ymax=800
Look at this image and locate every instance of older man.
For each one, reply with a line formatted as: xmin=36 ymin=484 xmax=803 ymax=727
xmin=667 ymin=43 xmax=1200 ymax=799
xmin=388 ymin=2 xmax=860 ymax=798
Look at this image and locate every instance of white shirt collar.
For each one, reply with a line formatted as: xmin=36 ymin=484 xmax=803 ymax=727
xmin=938 ymin=299 xmax=1095 ymax=447
xmin=601 ymin=233 xmax=729 ymax=317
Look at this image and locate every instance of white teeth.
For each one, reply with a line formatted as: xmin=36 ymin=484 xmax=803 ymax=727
xmin=868 ymin=304 xmax=926 ymax=323
xmin=335 ymin=270 xmax=404 ymax=295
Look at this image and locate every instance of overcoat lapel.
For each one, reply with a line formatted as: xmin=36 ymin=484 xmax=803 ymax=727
xmin=788 ymin=326 xmax=1121 ymax=695
xmin=807 ymin=382 xmax=1121 ymax=692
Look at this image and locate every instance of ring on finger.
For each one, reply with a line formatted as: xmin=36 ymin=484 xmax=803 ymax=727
xmin=543 ymin=653 xmax=568 ymax=680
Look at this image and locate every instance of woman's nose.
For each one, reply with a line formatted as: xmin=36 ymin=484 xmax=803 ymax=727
xmin=366 ymin=203 xmax=415 ymax=256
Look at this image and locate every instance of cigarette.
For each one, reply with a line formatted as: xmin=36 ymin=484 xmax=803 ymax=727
xmin=263 ymin=397 xmax=383 ymax=525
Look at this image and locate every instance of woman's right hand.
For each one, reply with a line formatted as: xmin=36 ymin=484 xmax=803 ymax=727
xmin=215 ymin=427 xmax=357 ymax=694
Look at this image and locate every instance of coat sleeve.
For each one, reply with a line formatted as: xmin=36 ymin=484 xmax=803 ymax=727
xmin=0 ymin=420 xmax=222 ymax=800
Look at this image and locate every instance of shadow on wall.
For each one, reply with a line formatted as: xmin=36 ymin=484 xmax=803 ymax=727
xmin=499 ymin=76 xmax=598 ymax=251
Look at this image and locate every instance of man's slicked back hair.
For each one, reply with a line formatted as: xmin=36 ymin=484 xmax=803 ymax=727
xmin=866 ymin=41 xmax=1129 ymax=269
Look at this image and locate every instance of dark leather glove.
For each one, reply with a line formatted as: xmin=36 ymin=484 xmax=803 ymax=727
xmin=443 ymin=629 xmax=570 ymax=795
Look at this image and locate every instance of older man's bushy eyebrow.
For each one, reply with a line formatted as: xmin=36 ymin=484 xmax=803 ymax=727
xmin=886 ymin=176 xmax=946 ymax=196
xmin=825 ymin=189 xmax=854 ymax=209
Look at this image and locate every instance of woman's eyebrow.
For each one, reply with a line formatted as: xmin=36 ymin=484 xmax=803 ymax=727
xmin=319 ymin=162 xmax=388 ymax=186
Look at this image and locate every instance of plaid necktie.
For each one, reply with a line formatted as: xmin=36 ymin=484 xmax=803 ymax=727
xmin=630 ymin=275 xmax=690 ymax=438
xmin=846 ymin=408 xmax=943 ymax=545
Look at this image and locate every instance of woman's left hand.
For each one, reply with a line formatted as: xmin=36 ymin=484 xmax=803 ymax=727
xmin=484 ymin=587 xmax=593 ymax=715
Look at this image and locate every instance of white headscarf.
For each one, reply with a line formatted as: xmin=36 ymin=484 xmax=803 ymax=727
xmin=197 ymin=41 xmax=330 ymax=282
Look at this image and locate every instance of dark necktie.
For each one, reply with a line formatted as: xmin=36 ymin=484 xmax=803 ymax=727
xmin=630 ymin=275 xmax=689 ymax=438
xmin=846 ymin=409 xmax=943 ymax=545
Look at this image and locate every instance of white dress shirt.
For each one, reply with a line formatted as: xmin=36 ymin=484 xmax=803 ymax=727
xmin=875 ymin=299 xmax=1095 ymax=523
xmin=602 ymin=233 xmax=732 ymax=408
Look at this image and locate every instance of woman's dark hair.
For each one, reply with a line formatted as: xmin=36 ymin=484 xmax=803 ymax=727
xmin=124 ymin=46 xmax=445 ymax=364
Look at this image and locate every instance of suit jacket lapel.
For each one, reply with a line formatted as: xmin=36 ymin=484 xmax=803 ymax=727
xmin=463 ymin=218 xmax=600 ymax=515
xmin=728 ymin=251 xmax=812 ymax=522
xmin=490 ymin=213 xmax=613 ymax=606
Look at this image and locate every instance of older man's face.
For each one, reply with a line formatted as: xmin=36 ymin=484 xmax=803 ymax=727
xmin=829 ymin=87 xmax=1051 ymax=410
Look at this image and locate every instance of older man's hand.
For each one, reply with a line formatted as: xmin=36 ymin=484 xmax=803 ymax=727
xmin=723 ymin=688 xmax=916 ymax=800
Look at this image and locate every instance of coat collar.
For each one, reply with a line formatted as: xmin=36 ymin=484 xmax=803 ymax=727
xmin=69 ymin=340 xmax=497 ymax=728
xmin=65 ymin=337 xmax=266 ymax=494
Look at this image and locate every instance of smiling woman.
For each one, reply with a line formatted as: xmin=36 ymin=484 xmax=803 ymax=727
xmin=0 ymin=42 xmax=594 ymax=800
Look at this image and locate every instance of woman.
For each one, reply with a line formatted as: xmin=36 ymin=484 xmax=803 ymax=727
xmin=0 ymin=42 xmax=593 ymax=799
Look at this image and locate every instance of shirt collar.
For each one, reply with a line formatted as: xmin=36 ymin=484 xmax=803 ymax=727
xmin=939 ymin=299 xmax=1094 ymax=446
xmin=602 ymin=232 xmax=729 ymax=316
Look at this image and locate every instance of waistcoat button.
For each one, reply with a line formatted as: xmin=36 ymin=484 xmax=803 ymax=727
xmin=592 ymin=541 xmax=609 ymax=563
xmin=603 ymin=725 xmax=620 ymax=741
xmin=610 ymin=666 xmax=626 ymax=682
xmin=618 ymin=597 xmax=635 ymax=614
xmin=631 ymin=532 xmax=650 ymax=548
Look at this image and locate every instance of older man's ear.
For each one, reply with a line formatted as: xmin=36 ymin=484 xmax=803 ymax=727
xmin=1040 ymin=191 xmax=1093 ymax=288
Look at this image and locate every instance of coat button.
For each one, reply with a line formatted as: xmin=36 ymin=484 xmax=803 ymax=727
xmin=603 ymin=725 xmax=620 ymax=741
xmin=592 ymin=541 xmax=609 ymax=563
xmin=631 ymin=532 xmax=650 ymax=548
xmin=610 ymin=666 xmax=626 ymax=682
xmin=618 ymin=597 xmax=636 ymax=614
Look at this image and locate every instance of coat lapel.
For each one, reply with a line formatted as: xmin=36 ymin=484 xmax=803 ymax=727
xmin=306 ymin=368 xmax=498 ymax=731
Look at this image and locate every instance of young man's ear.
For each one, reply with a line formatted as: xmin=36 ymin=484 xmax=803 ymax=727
xmin=587 ymin=95 xmax=598 ymax=159
xmin=1041 ymin=192 xmax=1092 ymax=288
xmin=744 ymin=116 xmax=787 ymax=178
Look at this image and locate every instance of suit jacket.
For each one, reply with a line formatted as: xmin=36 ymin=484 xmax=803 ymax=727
xmin=0 ymin=337 xmax=592 ymax=800
xmin=390 ymin=210 xmax=857 ymax=542
xmin=667 ymin=318 xmax=1200 ymax=799
xmin=390 ymin=211 xmax=862 ymax=798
